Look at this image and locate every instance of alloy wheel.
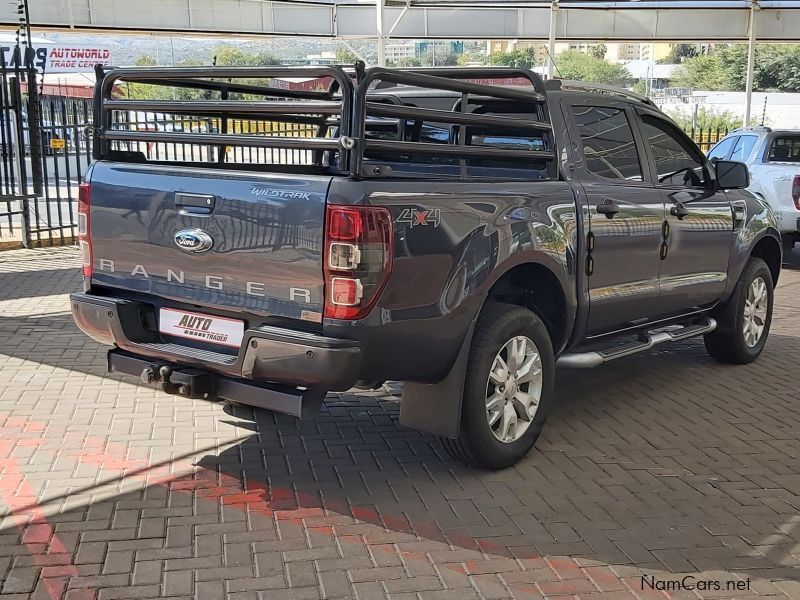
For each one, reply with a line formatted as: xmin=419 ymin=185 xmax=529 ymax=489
xmin=485 ymin=335 xmax=543 ymax=443
xmin=743 ymin=276 xmax=768 ymax=347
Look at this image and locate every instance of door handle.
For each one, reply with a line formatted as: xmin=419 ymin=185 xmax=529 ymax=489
xmin=670 ymin=202 xmax=690 ymax=220
xmin=596 ymin=199 xmax=620 ymax=219
xmin=175 ymin=193 xmax=216 ymax=216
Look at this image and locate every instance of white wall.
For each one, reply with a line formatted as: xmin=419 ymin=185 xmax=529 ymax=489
xmin=654 ymin=91 xmax=800 ymax=129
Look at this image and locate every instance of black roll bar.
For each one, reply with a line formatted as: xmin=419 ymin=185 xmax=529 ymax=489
xmin=93 ymin=64 xmax=560 ymax=178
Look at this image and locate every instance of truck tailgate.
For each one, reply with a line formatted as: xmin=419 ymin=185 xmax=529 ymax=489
xmin=88 ymin=162 xmax=328 ymax=325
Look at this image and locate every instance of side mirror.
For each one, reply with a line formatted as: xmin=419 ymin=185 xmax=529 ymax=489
xmin=715 ymin=160 xmax=750 ymax=190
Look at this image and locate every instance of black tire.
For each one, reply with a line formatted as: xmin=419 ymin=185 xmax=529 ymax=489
xmin=441 ymin=303 xmax=555 ymax=469
xmin=704 ymin=257 xmax=774 ymax=364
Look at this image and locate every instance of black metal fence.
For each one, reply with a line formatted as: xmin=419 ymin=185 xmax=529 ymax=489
xmin=688 ymin=126 xmax=730 ymax=153
xmin=0 ymin=64 xmax=38 ymax=246
xmin=0 ymin=61 xmax=93 ymax=247
xmin=108 ymin=110 xmax=317 ymax=166
xmin=29 ymin=96 xmax=93 ymax=246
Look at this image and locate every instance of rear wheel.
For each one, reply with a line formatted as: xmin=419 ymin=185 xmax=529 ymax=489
xmin=704 ymin=257 xmax=773 ymax=364
xmin=441 ymin=304 xmax=555 ymax=469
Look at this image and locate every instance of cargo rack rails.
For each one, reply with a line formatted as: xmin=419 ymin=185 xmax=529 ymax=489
xmin=93 ymin=63 xmax=557 ymax=179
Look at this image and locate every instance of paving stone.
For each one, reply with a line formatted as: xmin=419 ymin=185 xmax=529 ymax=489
xmin=0 ymin=245 xmax=799 ymax=600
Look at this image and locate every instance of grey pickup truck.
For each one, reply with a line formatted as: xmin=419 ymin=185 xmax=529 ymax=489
xmin=71 ymin=64 xmax=782 ymax=468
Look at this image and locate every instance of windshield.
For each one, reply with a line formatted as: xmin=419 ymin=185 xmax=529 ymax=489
xmin=768 ymin=135 xmax=800 ymax=163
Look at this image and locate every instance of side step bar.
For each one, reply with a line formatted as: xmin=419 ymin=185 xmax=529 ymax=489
xmin=557 ymin=318 xmax=717 ymax=369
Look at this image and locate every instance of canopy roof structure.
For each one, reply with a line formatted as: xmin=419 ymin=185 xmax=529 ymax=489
xmin=2 ymin=0 xmax=799 ymax=127
xmin=1 ymin=0 xmax=799 ymax=42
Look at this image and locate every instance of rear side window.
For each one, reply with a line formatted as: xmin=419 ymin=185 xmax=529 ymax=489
xmin=708 ymin=136 xmax=736 ymax=160
xmin=768 ymin=135 xmax=800 ymax=162
xmin=731 ymin=135 xmax=758 ymax=161
xmin=571 ymin=105 xmax=643 ymax=182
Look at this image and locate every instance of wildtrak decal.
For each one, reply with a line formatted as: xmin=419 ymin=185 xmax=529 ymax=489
xmin=249 ymin=187 xmax=311 ymax=200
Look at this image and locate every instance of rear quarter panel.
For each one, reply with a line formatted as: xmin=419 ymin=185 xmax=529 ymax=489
xmin=722 ymin=189 xmax=782 ymax=297
xmin=324 ymin=178 xmax=580 ymax=383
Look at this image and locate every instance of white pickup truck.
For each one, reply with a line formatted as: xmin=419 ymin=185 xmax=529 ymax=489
xmin=709 ymin=127 xmax=800 ymax=252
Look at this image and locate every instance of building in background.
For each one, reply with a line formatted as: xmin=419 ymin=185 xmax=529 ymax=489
xmin=486 ymin=40 xmax=674 ymax=63
xmin=605 ymin=43 xmax=673 ymax=62
xmin=305 ymin=51 xmax=337 ymax=66
xmin=415 ymin=41 xmax=464 ymax=58
xmin=385 ymin=42 xmax=416 ymax=63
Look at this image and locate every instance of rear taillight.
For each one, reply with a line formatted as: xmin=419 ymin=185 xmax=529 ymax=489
xmin=792 ymin=175 xmax=800 ymax=210
xmin=78 ymin=182 xmax=92 ymax=278
xmin=323 ymin=205 xmax=392 ymax=320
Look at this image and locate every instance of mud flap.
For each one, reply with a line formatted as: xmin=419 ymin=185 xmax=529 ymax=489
xmin=399 ymin=319 xmax=477 ymax=439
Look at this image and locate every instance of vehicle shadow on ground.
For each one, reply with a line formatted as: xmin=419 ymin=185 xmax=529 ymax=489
xmin=1 ymin=306 xmax=799 ymax=593
xmin=0 ymin=267 xmax=83 ymax=301
xmin=782 ymin=245 xmax=800 ymax=270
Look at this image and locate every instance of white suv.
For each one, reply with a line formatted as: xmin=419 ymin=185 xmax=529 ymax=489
xmin=708 ymin=127 xmax=800 ymax=252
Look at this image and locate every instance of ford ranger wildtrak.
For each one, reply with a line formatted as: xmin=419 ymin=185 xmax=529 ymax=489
xmin=71 ymin=65 xmax=782 ymax=468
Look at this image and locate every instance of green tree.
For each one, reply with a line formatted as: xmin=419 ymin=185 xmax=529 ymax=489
xmin=590 ymin=44 xmax=607 ymax=60
xmin=672 ymin=44 xmax=800 ymax=92
xmin=456 ymin=50 xmax=487 ymax=66
xmin=392 ymin=56 xmax=423 ymax=67
xmin=753 ymin=44 xmax=800 ymax=92
xmin=672 ymin=53 xmax=731 ymax=90
xmin=555 ymin=50 xmax=630 ymax=85
xmin=135 ymin=54 xmax=158 ymax=66
xmin=427 ymin=43 xmax=458 ymax=66
xmin=212 ymin=45 xmax=280 ymax=67
xmin=659 ymin=43 xmax=698 ymax=64
xmin=487 ymin=47 xmax=537 ymax=69
xmin=335 ymin=47 xmax=358 ymax=64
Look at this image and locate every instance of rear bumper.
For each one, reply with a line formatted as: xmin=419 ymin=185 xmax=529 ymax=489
xmin=106 ymin=349 xmax=327 ymax=418
xmin=70 ymin=292 xmax=362 ymax=395
xmin=774 ymin=209 xmax=800 ymax=234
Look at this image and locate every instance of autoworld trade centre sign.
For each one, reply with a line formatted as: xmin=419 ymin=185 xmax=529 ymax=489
xmin=0 ymin=43 xmax=111 ymax=73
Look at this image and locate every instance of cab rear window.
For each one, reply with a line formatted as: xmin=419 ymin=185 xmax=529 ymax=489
xmin=768 ymin=136 xmax=800 ymax=162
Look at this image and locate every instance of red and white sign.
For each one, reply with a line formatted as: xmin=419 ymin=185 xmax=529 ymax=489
xmin=159 ymin=308 xmax=244 ymax=348
xmin=44 ymin=45 xmax=111 ymax=73
xmin=0 ymin=42 xmax=111 ymax=73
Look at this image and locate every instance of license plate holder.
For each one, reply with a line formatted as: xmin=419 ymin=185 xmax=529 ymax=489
xmin=159 ymin=308 xmax=244 ymax=348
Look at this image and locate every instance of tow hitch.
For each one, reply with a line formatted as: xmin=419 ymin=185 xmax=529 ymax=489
xmin=139 ymin=364 xmax=216 ymax=399
xmin=108 ymin=349 xmax=326 ymax=418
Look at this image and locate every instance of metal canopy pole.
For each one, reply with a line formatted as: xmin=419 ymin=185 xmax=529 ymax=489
xmin=547 ymin=0 xmax=558 ymax=79
xmin=744 ymin=0 xmax=758 ymax=127
xmin=376 ymin=0 xmax=386 ymax=67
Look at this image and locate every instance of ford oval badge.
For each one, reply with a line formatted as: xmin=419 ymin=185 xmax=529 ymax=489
xmin=174 ymin=229 xmax=213 ymax=253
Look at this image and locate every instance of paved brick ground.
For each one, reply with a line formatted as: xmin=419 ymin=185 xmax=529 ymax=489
xmin=0 ymin=246 xmax=799 ymax=600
